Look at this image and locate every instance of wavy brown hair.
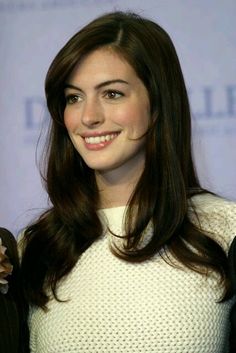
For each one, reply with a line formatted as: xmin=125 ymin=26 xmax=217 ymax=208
xmin=21 ymin=11 xmax=231 ymax=309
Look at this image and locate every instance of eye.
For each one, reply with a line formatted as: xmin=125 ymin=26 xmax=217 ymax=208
xmin=104 ymin=90 xmax=124 ymax=99
xmin=65 ymin=94 xmax=82 ymax=104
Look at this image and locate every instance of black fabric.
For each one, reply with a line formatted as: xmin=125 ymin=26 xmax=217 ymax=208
xmin=228 ymin=236 xmax=236 ymax=353
xmin=0 ymin=228 xmax=29 ymax=353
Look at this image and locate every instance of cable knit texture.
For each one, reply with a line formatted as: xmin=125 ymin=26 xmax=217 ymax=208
xmin=29 ymin=194 xmax=236 ymax=352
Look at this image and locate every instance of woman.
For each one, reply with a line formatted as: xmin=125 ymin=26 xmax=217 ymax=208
xmin=0 ymin=227 xmax=29 ymax=353
xmin=21 ymin=11 xmax=236 ymax=352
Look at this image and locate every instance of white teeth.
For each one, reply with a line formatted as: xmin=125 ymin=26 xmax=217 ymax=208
xmin=85 ymin=133 xmax=117 ymax=144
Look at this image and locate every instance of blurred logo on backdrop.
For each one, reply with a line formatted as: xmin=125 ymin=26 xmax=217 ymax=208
xmin=189 ymin=85 xmax=236 ymax=136
xmin=23 ymin=84 xmax=236 ymax=145
xmin=24 ymin=96 xmax=48 ymax=145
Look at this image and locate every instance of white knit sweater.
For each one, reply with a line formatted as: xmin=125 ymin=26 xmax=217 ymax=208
xmin=29 ymin=194 xmax=236 ymax=353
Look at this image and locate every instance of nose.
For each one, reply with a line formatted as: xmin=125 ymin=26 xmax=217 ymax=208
xmin=81 ymin=98 xmax=104 ymax=128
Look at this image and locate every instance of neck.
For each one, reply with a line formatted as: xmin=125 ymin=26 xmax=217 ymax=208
xmin=97 ymin=180 xmax=135 ymax=209
xmin=95 ymin=162 xmax=144 ymax=209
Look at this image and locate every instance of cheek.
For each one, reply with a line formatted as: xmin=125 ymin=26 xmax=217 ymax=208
xmin=115 ymin=103 xmax=150 ymax=127
xmin=127 ymin=108 xmax=150 ymax=136
xmin=64 ymin=110 xmax=78 ymax=132
xmin=139 ymin=102 xmax=151 ymax=132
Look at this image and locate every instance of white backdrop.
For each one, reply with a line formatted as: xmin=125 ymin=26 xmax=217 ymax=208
xmin=0 ymin=0 xmax=235 ymax=235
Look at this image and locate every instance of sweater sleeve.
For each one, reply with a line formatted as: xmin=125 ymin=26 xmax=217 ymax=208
xmin=189 ymin=193 xmax=236 ymax=253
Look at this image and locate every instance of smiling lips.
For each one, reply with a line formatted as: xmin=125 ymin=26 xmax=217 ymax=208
xmin=83 ymin=132 xmax=120 ymax=150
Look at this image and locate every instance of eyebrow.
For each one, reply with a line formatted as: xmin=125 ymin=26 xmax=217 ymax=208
xmin=64 ymin=79 xmax=129 ymax=91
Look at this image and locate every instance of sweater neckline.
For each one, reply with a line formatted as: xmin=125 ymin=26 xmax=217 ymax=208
xmin=98 ymin=205 xmax=127 ymax=232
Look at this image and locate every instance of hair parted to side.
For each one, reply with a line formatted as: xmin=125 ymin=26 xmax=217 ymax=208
xmin=21 ymin=11 xmax=231 ymax=308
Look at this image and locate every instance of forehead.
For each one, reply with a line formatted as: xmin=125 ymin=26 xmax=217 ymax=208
xmin=68 ymin=48 xmax=137 ymax=83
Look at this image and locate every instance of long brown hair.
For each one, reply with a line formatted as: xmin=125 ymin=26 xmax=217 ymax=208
xmin=21 ymin=11 xmax=230 ymax=309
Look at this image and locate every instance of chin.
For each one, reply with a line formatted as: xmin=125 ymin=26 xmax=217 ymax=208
xmin=82 ymin=157 xmax=118 ymax=172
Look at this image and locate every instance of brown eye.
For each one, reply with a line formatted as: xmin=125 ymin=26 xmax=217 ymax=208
xmin=105 ymin=90 xmax=123 ymax=99
xmin=65 ymin=94 xmax=82 ymax=104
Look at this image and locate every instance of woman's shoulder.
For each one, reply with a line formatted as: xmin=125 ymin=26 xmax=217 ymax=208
xmin=189 ymin=193 xmax=236 ymax=250
xmin=191 ymin=192 xmax=236 ymax=210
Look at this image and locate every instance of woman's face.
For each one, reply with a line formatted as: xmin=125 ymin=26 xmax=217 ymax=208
xmin=64 ymin=48 xmax=150 ymax=181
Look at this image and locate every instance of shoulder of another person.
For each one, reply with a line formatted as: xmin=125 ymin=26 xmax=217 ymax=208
xmin=0 ymin=228 xmax=19 ymax=271
xmin=189 ymin=193 xmax=236 ymax=251
xmin=0 ymin=228 xmax=17 ymax=254
xmin=0 ymin=227 xmax=15 ymax=241
xmin=228 ymin=236 xmax=236 ymax=288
